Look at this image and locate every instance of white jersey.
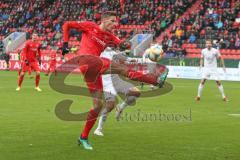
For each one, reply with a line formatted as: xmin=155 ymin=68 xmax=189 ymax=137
xmin=100 ymin=48 xmax=118 ymax=84
xmin=201 ymin=48 xmax=221 ymax=68
xmin=101 ymin=48 xmax=134 ymax=100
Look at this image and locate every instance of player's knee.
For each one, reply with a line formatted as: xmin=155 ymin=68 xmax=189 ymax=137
xmin=20 ymin=71 xmax=25 ymax=76
xmin=201 ymin=79 xmax=206 ymax=85
xmin=93 ymin=99 xmax=103 ymax=112
xmin=128 ymin=87 xmax=141 ymax=97
xmin=216 ymin=81 xmax=221 ymax=86
xmin=105 ymin=101 xmax=115 ymax=112
xmin=36 ymin=71 xmax=40 ymax=75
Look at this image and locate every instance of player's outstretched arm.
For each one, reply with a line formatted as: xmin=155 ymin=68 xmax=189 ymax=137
xmin=62 ymin=21 xmax=93 ymax=42
xmin=62 ymin=21 xmax=93 ymax=56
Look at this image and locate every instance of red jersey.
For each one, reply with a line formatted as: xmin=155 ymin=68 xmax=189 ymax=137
xmin=49 ymin=54 xmax=57 ymax=65
xmin=22 ymin=40 xmax=41 ymax=62
xmin=63 ymin=21 xmax=122 ymax=56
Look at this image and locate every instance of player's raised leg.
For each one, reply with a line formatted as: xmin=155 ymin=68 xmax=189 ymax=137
xmin=108 ymin=61 xmax=168 ymax=87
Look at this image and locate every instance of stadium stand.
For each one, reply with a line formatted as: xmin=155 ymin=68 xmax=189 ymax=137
xmin=157 ymin=0 xmax=240 ymax=58
xmin=0 ymin=0 xmax=239 ymax=59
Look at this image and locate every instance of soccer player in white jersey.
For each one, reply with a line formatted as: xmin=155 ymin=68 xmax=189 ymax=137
xmin=195 ymin=40 xmax=228 ymax=101
xmin=94 ymin=47 xmax=141 ymax=136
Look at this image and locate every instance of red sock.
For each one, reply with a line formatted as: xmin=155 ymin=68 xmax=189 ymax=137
xmin=127 ymin=70 xmax=158 ymax=85
xmin=18 ymin=74 xmax=25 ymax=87
xmin=35 ymin=75 xmax=40 ymax=87
xmin=81 ymin=108 xmax=99 ymax=139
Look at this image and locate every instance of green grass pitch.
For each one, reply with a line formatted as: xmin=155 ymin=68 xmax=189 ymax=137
xmin=0 ymin=71 xmax=240 ymax=160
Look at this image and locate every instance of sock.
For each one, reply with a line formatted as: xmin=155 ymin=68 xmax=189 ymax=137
xmin=218 ymin=85 xmax=226 ymax=98
xmin=118 ymin=102 xmax=128 ymax=110
xmin=127 ymin=70 xmax=158 ymax=85
xmin=81 ymin=108 xmax=99 ymax=139
xmin=197 ymin=83 xmax=203 ymax=97
xmin=97 ymin=108 xmax=108 ymax=130
xmin=118 ymin=96 xmax=137 ymax=111
xmin=35 ymin=75 xmax=40 ymax=87
xmin=18 ymin=74 xmax=25 ymax=87
xmin=18 ymin=69 xmax=21 ymax=76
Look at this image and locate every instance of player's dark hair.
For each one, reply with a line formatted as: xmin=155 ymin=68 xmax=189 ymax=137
xmin=101 ymin=11 xmax=117 ymax=20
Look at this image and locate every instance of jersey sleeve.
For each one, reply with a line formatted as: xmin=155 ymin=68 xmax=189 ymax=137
xmin=63 ymin=21 xmax=95 ymax=42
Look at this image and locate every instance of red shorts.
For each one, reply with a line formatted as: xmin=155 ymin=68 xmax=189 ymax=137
xmin=78 ymin=55 xmax=111 ymax=93
xmin=49 ymin=62 xmax=56 ymax=72
xmin=22 ymin=61 xmax=40 ymax=72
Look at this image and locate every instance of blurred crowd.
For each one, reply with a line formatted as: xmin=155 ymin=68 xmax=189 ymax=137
xmin=162 ymin=0 xmax=240 ymax=57
xmin=0 ymin=0 xmax=194 ymax=49
xmin=0 ymin=0 xmax=239 ymax=56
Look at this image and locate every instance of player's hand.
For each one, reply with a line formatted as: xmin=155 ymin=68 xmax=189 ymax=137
xmin=62 ymin=42 xmax=69 ymax=56
xmin=25 ymin=59 xmax=29 ymax=66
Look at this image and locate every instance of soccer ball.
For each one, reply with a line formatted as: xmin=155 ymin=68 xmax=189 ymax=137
xmin=146 ymin=45 xmax=164 ymax=62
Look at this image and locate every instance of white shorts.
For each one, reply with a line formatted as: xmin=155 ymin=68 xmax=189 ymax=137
xmin=202 ymin=67 xmax=220 ymax=80
xmin=102 ymin=74 xmax=135 ymax=101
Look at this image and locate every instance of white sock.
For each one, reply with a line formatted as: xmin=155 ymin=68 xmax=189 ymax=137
xmin=197 ymin=83 xmax=204 ymax=97
xmin=118 ymin=101 xmax=128 ymax=110
xmin=218 ymin=85 xmax=226 ymax=98
xmin=97 ymin=108 xmax=108 ymax=130
xmin=119 ymin=96 xmax=137 ymax=110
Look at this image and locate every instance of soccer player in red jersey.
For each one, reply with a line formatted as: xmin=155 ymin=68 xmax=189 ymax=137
xmin=45 ymin=52 xmax=57 ymax=76
xmin=62 ymin=11 xmax=168 ymax=150
xmin=16 ymin=33 xmax=42 ymax=91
